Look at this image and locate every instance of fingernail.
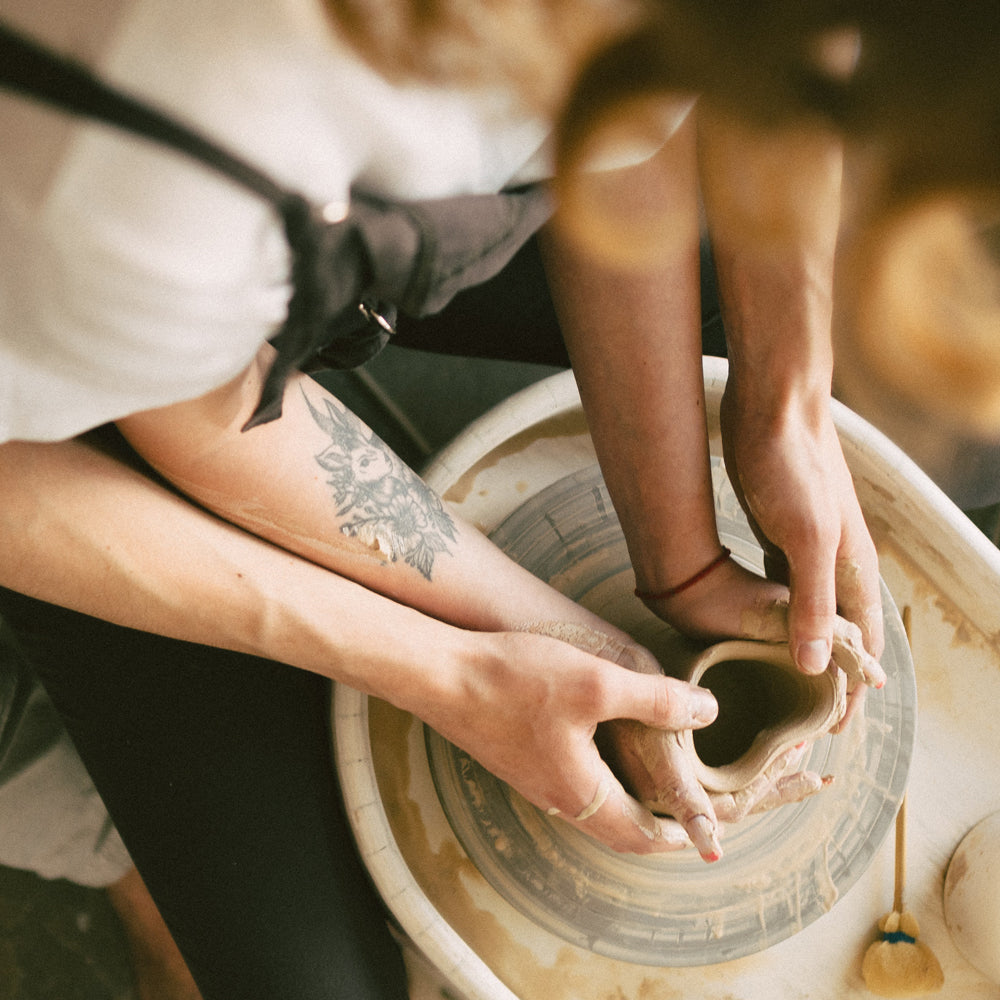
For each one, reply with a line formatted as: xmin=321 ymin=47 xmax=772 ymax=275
xmin=866 ymin=657 xmax=888 ymax=689
xmin=690 ymin=814 xmax=722 ymax=863
xmin=796 ymin=638 xmax=831 ymax=675
xmin=692 ymin=689 xmax=718 ymax=726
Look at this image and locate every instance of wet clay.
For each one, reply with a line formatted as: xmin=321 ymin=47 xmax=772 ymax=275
xmin=679 ymin=640 xmax=847 ymax=795
xmin=520 ymin=623 xmax=847 ymax=801
xmin=693 ymin=658 xmax=808 ymax=768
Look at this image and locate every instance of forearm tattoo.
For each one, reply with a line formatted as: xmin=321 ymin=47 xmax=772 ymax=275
xmin=304 ymin=389 xmax=456 ymax=580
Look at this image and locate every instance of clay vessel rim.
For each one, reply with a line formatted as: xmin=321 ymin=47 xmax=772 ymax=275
xmin=679 ymin=639 xmax=844 ymax=794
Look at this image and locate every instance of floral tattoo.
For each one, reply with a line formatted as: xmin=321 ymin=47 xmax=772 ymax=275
xmin=304 ymin=389 xmax=456 ymax=580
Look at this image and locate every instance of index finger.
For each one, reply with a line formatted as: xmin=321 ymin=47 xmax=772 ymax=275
xmin=562 ymin=767 xmax=691 ymax=855
xmin=563 ymin=759 xmax=724 ymax=860
xmin=600 ymin=671 xmax=719 ymax=732
xmin=835 ymin=542 xmax=886 ymax=661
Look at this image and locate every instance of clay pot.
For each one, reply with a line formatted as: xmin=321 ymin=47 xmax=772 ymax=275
xmin=522 ymin=623 xmax=848 ymax=813
xmin=677 ymin=639 xmax=847 ymax=794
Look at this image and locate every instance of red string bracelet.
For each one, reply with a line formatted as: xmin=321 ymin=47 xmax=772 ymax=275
xmin=634 ymin=547 xmax=732 ymax=602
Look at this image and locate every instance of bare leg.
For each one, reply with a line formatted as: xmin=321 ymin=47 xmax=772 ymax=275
xmin=106 ymin=867 xmax=202 ymax=1000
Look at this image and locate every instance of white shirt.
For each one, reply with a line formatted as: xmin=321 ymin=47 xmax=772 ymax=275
xmin=0 ymin=0 xmax=551 ymax=442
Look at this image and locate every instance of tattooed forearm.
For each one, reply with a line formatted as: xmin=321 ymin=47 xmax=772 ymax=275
xmin=303 ymin=389 xmax=456 ymax=580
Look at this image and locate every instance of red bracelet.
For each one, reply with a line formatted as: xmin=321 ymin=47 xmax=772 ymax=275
xmin=634 ymin=547 xmax=732 ymax=602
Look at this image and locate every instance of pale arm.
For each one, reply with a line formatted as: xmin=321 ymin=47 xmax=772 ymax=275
xmin=0 ymin=433 xmax=474 ymax=693
xmin=115 ymin=347 xmax=628 ymax=635
xmin=114 ymin=351 xmax=732 ymax=856
xmin=0 ymin=432 xmax=717 ymax=855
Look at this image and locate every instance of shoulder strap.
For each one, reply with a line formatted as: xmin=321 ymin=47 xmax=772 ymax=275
xmin=0 ymin=19 xmax=366 ymax=429
xmin=0 ymin=20 xmax=292 ymax=207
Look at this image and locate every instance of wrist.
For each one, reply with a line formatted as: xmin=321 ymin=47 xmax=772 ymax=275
xmin=385 ymin=622 xmax=489 ymax=724
xmin=631 ymin=532 xmax=728 ymax=603
xmin=634 ymin=547 xmax=731 ymax=603
xmin=619 ymin=472 xmax=723 ymax=602
xmin=712 ymin=239 xmax=837 ymax=417
xmin=723 ymin=309 xmax=834 ymax=429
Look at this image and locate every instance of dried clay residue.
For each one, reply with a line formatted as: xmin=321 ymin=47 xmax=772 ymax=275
xmin=367 ymin=698 xmax=780 ymax=1000
xmin=442 ymin=410 xmax=590 ymax=506
xmin=876 ymin=531 xmax=1000 ymax=662
xmin=879 ymin=540 xmax=1000 ymax=725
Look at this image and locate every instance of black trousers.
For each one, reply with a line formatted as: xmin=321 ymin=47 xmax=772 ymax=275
xmin=0 ymin=235 xmax=727 ymax=1000
xmin=0 ymin=591 xmax=406 ymax=1000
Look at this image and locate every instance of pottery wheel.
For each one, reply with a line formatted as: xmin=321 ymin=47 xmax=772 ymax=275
xmin=425 ymin=461 xmax=916 ymax=967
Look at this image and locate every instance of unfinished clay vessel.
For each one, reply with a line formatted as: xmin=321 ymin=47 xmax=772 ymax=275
xmin=677 ymin=639 xmax=847 ymax=794
xmin=522 ymin=623 xmax=847 ymax=814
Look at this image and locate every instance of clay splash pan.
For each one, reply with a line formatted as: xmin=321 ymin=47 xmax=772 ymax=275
xmin=426 ymin=461 xmax=916 ymax=967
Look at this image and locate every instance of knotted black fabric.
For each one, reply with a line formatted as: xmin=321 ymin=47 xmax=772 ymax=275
xmin=0 ymin=20 xmax=554 ymax=430
xmin=248 ymin=182 xmax=552 ymax=429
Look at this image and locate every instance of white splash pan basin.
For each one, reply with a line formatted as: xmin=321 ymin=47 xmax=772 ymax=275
xmin=333 ymin=357 xmax=1000 ymax=1000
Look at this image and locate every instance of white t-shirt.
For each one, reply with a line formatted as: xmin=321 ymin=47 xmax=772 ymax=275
xmin=0 ymin=0 xmax=551 ymax=443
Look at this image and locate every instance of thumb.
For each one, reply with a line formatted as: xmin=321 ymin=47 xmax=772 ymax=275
xmin=604 ymin=671 xmax=718 ymax=731
xmin=516 ymin=620 xmax=718 ymax=727
xmin=787 ymin=549 xmax=837 ymax=675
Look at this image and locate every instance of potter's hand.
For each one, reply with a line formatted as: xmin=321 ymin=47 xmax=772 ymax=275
xmin=696 ymin=106 xmax=880 ymax=674
xmin=604 ymin=724 xmax=832 ymax=825
xmin=496 ymin=623 xmax=724 ymax=861
xmin=732 ymin=597 xmax=885 ymax=728
xmin=637 ymin=559 xmax=884 ymax=727
xmin=708 ymin=742 xmax=832 ymax=823
xmin=597 ymin=632 xmax=844 ymax=829
xmin=718 ymin=381 xmax=885 ymax=680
